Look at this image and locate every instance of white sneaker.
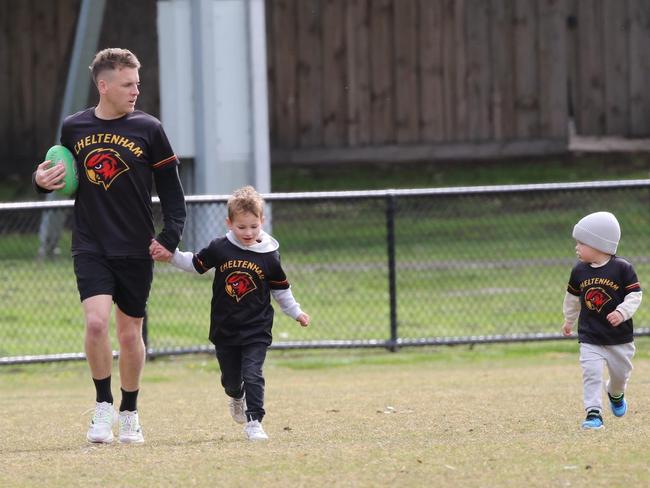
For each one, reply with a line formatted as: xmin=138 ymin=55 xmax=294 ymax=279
xmin=119 ymin=410 xmax=144 ymax=444
xmin=229 ymin=394 xmax=247 ymax=424
xmin=87 ymin=401 xmax=118 ymax=443
xmin=244 ymin=419 xmax=268 ymax=441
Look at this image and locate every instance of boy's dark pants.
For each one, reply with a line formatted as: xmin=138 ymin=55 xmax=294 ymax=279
xmin=215 ymin=343 xmax=268 ymax=422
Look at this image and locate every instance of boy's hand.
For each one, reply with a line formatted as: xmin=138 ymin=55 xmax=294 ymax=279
xmin=149 ymin=239 xmax=172 ymax=262
xmin=562 ymin=320 xmax=573 ymax=336
xmin=607 ymin=310 xmax=624 ymax=327
xmin=296 ymin=313 xmax=310 ymax=327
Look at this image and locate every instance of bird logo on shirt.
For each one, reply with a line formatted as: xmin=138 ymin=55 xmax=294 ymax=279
xmin=584 ymin=287 xmax=612 ymax=313
xmin=84 ymin=148 xmax=130 ymax=190
xmin=225 ymin=271 xmax=257 ymax=302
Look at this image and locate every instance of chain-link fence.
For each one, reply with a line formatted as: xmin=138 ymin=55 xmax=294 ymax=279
xmin=1 ymin=180 xmax=649 ymax=364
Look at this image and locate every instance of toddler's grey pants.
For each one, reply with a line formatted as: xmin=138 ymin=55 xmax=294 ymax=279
xmin=580 ymin=342 xmax=635 ymax=413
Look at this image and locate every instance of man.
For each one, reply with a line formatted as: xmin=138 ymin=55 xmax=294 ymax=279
xmin=33 ymin=48 xmax=186 ymax=444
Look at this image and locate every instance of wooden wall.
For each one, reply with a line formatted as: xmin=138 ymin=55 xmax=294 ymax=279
xmin=0 ymin=0 xmax=159 ymax=177
xmin=2 ymin=0 xmax=650 ymax=177
xmin=568 ymin=0 xmax=650 ymax=137
xmin=0 ymin=0 xmax=80 ymax=176
xmin=266 ymin=0 xmax=571 ymax=155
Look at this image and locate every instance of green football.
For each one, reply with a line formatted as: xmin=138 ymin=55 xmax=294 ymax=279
xmin=45 ymin=145 xmax=78 ymax=197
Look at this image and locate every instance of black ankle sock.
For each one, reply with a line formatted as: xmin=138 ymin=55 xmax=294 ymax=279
xmin=609 ymin=392 xmax=624 ymax=405
xmin=119 ymin=388 xmax=139 ymax=412
xmin=93 ymin=376 xmax=113 ymax=404
xmin=586 ymin=409 xmax=602 ymax=420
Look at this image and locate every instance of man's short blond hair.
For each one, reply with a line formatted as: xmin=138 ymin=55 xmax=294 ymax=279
xmin=227 ymin=186 xmax=265 ymax=220
xmin=89 ymin=48 xmax=141 ymax=85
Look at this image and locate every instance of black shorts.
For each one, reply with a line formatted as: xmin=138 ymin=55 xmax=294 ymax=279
xmin=73 ymin=253 xmax=154 ymax=318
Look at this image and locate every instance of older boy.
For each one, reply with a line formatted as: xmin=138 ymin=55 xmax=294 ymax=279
xmin=151 ymin=186 xmax=309 ymax=441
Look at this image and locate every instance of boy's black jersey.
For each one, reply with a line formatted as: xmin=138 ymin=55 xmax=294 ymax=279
xmin=567 ymin=256 xmax=642 ymax=345
xmin=61 ymin=108 xmax=185 ymax=257
xmin=192 ymin=237 xmax=291 ymax=346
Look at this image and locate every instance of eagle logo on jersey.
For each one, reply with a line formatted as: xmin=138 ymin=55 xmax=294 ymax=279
xmin=585 ymin=287 xmax=612 ymax=313
xmin=225 ymin=271 xmax=257 ymax=302
xmin=84 ymin=148 xmax=130 ymax=190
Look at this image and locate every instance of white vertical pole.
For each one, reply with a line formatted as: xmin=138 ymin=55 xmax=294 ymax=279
xmin=248 ymin=0 xmax=271 ymax=196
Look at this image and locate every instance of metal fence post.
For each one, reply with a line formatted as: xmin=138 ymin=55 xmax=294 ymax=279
xmin=386 ymin=192 xmax=398 ymax=351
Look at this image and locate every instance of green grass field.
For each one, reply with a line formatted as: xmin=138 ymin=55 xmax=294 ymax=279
xmin=2 ymin=156 xmax=650 ymax=485
xmin=3 ymin=342 xmax=650 ymax=487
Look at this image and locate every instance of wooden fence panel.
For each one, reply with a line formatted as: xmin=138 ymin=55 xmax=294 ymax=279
xmin=6 ymin=0 xmax=650 ymax=177
xmin=628 ymin=0 xmax=650 ymax=136
xmin=566 ymin=0 xmax=578 ymax=127
xmin=57 ymin=1 xmax=79 ymax=59
xmin=539 ymin=0 xmax=569 ymax=138
xmin=269 ymin=0 xmax=298 ymax=147
xmin=266 ymin=0 xmax=276 ymax=144
xmin=33 ymin=0 xmax=60 ymax=158
xmin=513 ymin=0 xmax=540 ymax=138
xmin=465 ymin=0 xmax=491 ymax=141
xmin=418 ymin=0 xmax=445 ymax=142
xmin=0 ymin=0 xmax=11 ymax=158
xmin=441 ymin=0 xmax=458 ymax=141
xmin=393 ymin=0 xmax=419 ymax=144
xmin=297 ymin=0 xmax=323 ymax=147
xmin=369 ymin=0 xmax=395 ymax=144
xmin=345 ymin=0 xmax=371 ymax=146
xmin=574 ymin=0 xmax=605 ymax=135
xmin=572 ymin=0 xmax=650 ymax=138
xmin=452 ymin=0 xmax=468 ymax=141
xmin=603 ymin=1 xmax=629 ymax=135
xmin=322 ymin=0 xmax=346 ymax=147
xmin=490 ymin=0 xmax=516 ymax=140
xmin=10 ymin=0 xmax=37 ymax=162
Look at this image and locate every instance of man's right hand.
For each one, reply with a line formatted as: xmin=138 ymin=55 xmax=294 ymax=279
xmin=34 ymin=160 xmax=66 ymax=191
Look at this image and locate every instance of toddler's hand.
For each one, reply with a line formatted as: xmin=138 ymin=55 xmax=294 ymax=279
xmin=296 ymin=313 xmax=310 ymax=327
xmin=150 ymin=239 xmax=172 ymax=262
xmin=607 ymin=310 xmax=624 ymax=327
xmin=562 ymin=320 xmax=573 ymax=336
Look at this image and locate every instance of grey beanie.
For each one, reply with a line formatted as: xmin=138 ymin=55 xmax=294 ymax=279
xmin=572 ymin=211 xmax=620 ymax=254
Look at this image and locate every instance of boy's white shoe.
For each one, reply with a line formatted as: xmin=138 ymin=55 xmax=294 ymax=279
xmin=119 ymin=410 xmax=144 ymax=444
xmin=244 ymin=419 xmax=269 ymax=441
xmin=229 ymin=393 xmax=247 ymax=424
xmin=86 ymin=401 xmax=118 ymax=443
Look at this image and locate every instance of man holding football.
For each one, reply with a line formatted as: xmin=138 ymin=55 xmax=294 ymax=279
xmin=33 ymin=48 xmax=186 ymax=444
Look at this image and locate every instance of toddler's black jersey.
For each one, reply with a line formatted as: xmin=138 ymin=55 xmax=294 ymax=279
xmin=61 ymin=108 xmax=183 ymax=257
xmin=567 ymin=256 xmax=642 ymax=345
xmin=192 ymin=237 xmax=291 ymax=346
